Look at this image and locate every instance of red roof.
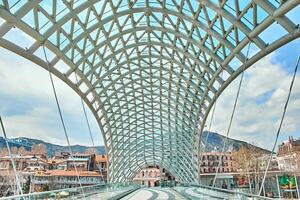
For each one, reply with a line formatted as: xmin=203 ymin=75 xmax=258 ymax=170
xmin=35 ymin=170 xmax=101 ymax=177
xmin=95 ymin=155 xmax=107 ymax=162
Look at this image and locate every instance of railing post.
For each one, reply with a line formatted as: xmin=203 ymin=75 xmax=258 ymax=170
xmin=247 ymin=172 xmax=252 ymax=194
xmin=262 ymin=181 xmax=266 ymax=197
xmin=294 ymin=174 xmax=299 ymax=199
xmin=276 ymin=174 xmax=281 ymax=199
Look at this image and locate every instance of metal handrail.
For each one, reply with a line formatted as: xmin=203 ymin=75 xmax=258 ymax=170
xmin=0 ymin=182 xmax=139 ymax=200
xmin=178 ymin=182 xmax=274 ymax=200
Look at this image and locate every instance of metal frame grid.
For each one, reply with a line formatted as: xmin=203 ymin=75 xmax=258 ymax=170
xmin=0 ymin=0 xmax=299 ymax=183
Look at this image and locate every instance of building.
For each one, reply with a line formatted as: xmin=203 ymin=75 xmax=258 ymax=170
xmin=0 ymin=151 xmax=108 ymax=195
xmin=66 ymin=153 xmax=96 ymax=171
xmin=95 ymin=155 xmax=107 ymax=181
xmin=32 ymin=170 xmax=102 ymax=191
xmin=133 ymin=167 xmax=170 ymax=187
xmin=0 ymin=153 xmax=48 ymax=172
xmin=95 ymin=154 xmax=107 ymax=171
xmin=23 ymin=154 xmax=48 ymax=171
xmin=0 ymin=170 xmax=32 ymax=196
xmin=47 ymin=159 xmax=67 ymax=170
xmin=200 ymin=152 xmax=236 ymax=174
xmin=257 ymin=154 xmax=279 ymax=171
xmin=277 ymin=136 xmax=300 ymax=172
xmin=53 ymin=152 xmax=70 ymax=160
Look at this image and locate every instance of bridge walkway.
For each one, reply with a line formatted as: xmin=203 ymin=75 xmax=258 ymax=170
xmin=120 ymin=187 xmax=186 ymax=200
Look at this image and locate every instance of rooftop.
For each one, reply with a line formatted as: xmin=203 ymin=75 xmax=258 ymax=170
xmin=95 ymin=155 xmax=107 ymax=162
xmin=34 ymin=170 xmax=101 ymax=177
xmin=280 ymin=136 xmax=300 ymax=146
xmin=67 ymin=157 xmax=89 ymax=161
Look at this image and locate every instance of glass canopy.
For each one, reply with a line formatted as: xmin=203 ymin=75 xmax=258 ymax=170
xmin=0 ymin=0 xmax=298 ymax=182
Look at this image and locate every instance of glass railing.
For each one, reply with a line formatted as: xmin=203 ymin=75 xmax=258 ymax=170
xmin=174 ymin=183 xmax=274 ymax=200
xmin=0 ymin=182 xmax=140 ymax=200
xmin=160 ymin=180 xmax=176 ymax=187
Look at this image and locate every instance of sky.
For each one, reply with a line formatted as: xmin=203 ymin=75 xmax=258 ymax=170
xmin=0 ymin=4 xmax=299 ymax=150
xmin=0 ymin=38 xmax=299 ymax=150
xmin=205 ymin=38 xmax=300 ymax=150
xmin=0 ymin=47 xmax=103 ymax=146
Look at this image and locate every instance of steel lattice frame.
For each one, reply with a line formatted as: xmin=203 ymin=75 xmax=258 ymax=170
xmin=0 ymin=0 xmax=299 ymax=183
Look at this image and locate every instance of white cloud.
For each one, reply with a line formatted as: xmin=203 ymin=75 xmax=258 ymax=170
xmin=0 ymin=48 xmax=83 ymax=115
xmin=0 ymin=43 xmax=299 ymax=151
xmin=0 ymin=47 xmax=104 ymax=146
xmin=208 ymin=53 xmax=300 ymax=150
xmin=3 ymin=106 xmax=65 ymax=145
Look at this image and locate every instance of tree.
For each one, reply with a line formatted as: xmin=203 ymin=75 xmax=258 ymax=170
xmin=85 ymin=147 xmax=98 ymax=154
xmin=232 ymin=144 xmax=265 ymax=194
xmin=22 ymin=176 xmax=31 ymax=194
xmin=233 ymin=145 xmax=252 ymax=172
xmin=10 ymin=147 xmax=18 ymax=154
xmin=0 ymin=148 xmax=8 ymax=157
xmin=31 ymin=144 xmax=46 ymax=155
xmin=18 ymin=146 xmax=27 ymax=155
xmin=42 ymin=184 xmax=49 ymax=192
xmin=294 ymin=153 xmax=300 ymax=173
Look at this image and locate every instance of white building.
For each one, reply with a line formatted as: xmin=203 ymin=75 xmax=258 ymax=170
xmin=277 ymin=136 xmax=300 ymax=172
xmin=32 ymin=170 xmax=102 ymax=191
xmin=133 ymin=167 xmax=170 ymax=187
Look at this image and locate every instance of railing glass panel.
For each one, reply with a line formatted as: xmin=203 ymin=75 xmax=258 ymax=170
xmin=0 ymin=182 xmax=140 ymax=200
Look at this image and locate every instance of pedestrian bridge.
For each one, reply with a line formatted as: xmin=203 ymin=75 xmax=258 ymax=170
xmin=1 ymin=182 xmax=274 ymax=200
xmin=0 ymin=0 xmax=299 ymax=183
xmin=0 ymin=0 xmax=299 ymax=199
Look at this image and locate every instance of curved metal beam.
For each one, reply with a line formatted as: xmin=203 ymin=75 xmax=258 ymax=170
xmin=0 ymin=0 xmax=298 ymax=184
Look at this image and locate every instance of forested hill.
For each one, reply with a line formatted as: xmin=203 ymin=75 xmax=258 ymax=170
xmin=0 ymin=131 xmax=269 ymax=157
xmin=0 ymin=137 xmax=105 ymax=157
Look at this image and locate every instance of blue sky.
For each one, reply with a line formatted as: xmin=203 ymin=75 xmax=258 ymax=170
xmin=0 ymin=38 xmax=299 ymax=150
xmin=206 ymin=38 xmax=300 ymax=150
xmin=0 ymin=47 xmax=103 ymax=146
xmin=0 ymin=2 xmax=299 ymax=150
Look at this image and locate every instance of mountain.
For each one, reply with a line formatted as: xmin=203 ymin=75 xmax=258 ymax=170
xmin=201 ymin=131 xmax=270 ymax=153
xmin=0 ymin=137 xmax=105 ymax=157
xmin=0 ymin=131 xmax=269 ymax=157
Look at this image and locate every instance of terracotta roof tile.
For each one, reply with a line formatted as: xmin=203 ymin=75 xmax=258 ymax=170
xmin=34 ymin=170 xmax=101 ymax=177
xmin=95 ymin=155 xmax=107 ymax=162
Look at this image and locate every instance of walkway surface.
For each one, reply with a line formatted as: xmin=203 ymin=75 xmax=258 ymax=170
xmin=120 ymin=187 xmax=185 ymax=200
xmin=120 ymin=187 xmax=228 ymax=200
xmin=79 ymin=188 xmax=133 ymax=200
xmin=173 ymin=186 xmax=224 ymax=199
xmin=73 ymin=186 xmax=247 ymax=199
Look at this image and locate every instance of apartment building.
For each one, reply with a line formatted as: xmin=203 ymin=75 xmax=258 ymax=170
xmin=133 ymin=166 xmax=173 ymax=187
xmin=32 ymin=170 xmax=102 ymax=191
xmin=200 ymin=152 xmax=236 ymax=173
xmin=277 ymin=136 xmax=300 ymax=172
xmin=0 ymin=153 xmax=48 ymax=171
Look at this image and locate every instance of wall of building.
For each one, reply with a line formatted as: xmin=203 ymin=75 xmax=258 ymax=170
xmin=200 ymin=152 xmax=236 ymax=174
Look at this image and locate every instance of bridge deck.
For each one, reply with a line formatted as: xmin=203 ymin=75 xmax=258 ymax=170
xmin=120 ymin=186 xmax=247 ymax=200
xmin=120 ymin=187 xmax=185 ymax=200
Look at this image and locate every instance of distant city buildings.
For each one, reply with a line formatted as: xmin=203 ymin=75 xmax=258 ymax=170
xmin=200 ymin=152 xmax=236 ymax=174
xmin=133 ymin=167 xmax=172 ymax=187
xmin=196 ymin=137 xmax=300 ymax=175
xmin=31 ymin=152 xmax=107 ymax=192
xmin=47 ymin=159 xmax=67 ymax=170
xmin=33 ymin=170 xmax=102 ymax=191
xmin=277 ymin=136 xmax=300 ymax=172
xmin=0 ymin=149 xmax=107 ymax=195
xmin=0 ymin=153 xmax=48 ymax=171
xmin=0 ymin=170 xmax=29 ymax=196
xmin=66 ymin=153 xmax=96 ymax=171
xmin=95 ymin=154 xmax=108 ymax=179
xmin=0 ymin=136 xmax=300 ymax=196
xmin=257 ymin=154 xmax=279 ymax=172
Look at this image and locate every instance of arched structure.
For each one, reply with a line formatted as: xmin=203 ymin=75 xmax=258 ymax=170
xmin=0 ymin=0 xmax=299 ymax=183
